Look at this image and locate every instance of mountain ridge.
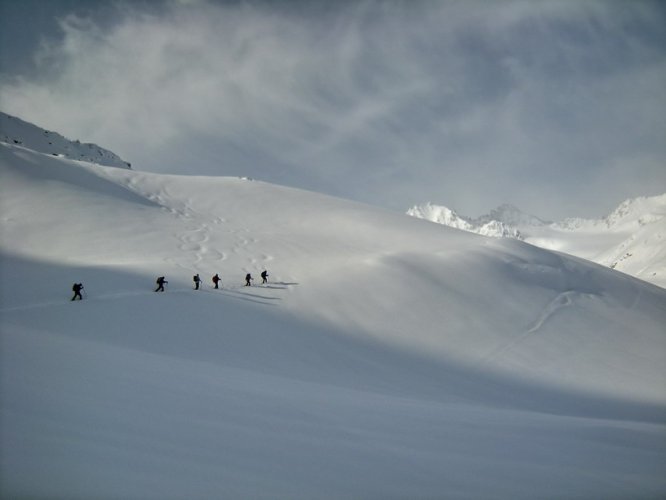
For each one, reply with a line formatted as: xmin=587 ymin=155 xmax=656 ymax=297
xmin=0 ymin=111 xmax=131 ymax=169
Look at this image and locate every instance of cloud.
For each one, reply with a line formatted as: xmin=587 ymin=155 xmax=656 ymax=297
xmin=1 ymin=0 xmax=665 ymax=219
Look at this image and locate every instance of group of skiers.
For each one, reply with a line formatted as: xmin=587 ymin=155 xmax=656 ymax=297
xmin=71 ymin=270 xmax=269 ymax=300
xmin=172 ymin=270 xmax=268 ymax=292
xmin=245 ymin=270 xmax=269 ymax=286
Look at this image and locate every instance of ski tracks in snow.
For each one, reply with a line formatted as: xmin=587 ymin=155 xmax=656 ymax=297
xmin=481 ymin=290 xmax=581 ymax=364
xmin=116 ymin=177 xmax=228 ymax=270
xmin=175 ymin=221 xmax=226 ymax=268
xmin=92 ymin=174 xmax=279 ymax=296
xmin=526 ymin=290 xmax=577 ymax=334
xmin=117 ymin=175 xmax=275 ymax=273
xmin=154 ymin=188 xmax=272 ymax=274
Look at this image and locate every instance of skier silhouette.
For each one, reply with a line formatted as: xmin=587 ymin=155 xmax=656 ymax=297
xmin=71 ymin=283 xmax=84 ymax=301
xmin=245 ymin=273 xmax=253 ymax=286
xmin=155 ymin=276 xmax=168 ymax=292
xmin=261 ymin=270 xmax=268 ymax=284
xmin=212 ymin=273 xmax=221 ymax=289
xmin=193 ymin=274 xmax=201 ymax=290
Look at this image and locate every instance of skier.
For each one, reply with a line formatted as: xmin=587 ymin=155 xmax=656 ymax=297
xmin=193 ymin=274 xmax=201 ymax=290
xmin=155 ymin=276 xmax=168 ymax=292
xmin=245 ymin=273 xmax=253 ymax=286
xmin=212 ymin=273 xmax=221 ymax=289
xmin=71 ymin=283 xmax=84 ymax=301
xmin=261 ymin=270 xmax=269 ymax=284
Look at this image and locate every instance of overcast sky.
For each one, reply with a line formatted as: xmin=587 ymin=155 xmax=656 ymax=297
xmin=1 ymin=0 xmax=665 ymax=219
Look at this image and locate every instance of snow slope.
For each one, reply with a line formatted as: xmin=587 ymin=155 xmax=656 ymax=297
xmin=409 ymin=197 xmax=666 ymax=288
xmin=1 ymin=140 xmax=666 ymax=499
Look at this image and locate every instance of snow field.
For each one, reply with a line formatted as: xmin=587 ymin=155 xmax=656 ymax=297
xmin=1 ymin=142 xmax=666 ymax=499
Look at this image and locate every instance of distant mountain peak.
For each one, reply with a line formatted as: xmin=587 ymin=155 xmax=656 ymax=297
xmin=0 ymin=111 xmax=131 ymax=169
xmin=603 ymin=194 xmax=666 ymax=228
xmin=406 ymin=202 xmax=527 ymax=239
xmin=480 ymin=204 xmax=550 ymax=227
xmin=407 ymin=195 xmax=666 ymax=288
xmin=406 ymin=203 xmax=473 ymax=231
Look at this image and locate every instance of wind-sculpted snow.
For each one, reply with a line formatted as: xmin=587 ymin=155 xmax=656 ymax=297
xmin=1 ymin=141 xmax=666 ymax=499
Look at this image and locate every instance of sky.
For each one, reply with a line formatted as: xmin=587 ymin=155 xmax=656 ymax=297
xmin=0 ymin=0 xmax=665 ymax=220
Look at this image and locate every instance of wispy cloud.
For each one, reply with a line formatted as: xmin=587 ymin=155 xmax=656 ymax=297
xmin=1 ymin=0 xmax=664 ymax=218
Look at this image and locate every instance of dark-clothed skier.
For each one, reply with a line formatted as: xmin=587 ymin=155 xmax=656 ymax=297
xmin=193 ymin=274 xmax=201 ymax=290
xmin=245 ymin=273 xmax=253 ymax=286
xmin=71 ymin=283 xmax=84 ymax=301
xmin=155 ymin=276 xmax=168 ymax=292
xmin=261 ymin=270 xmax=268 ymax=284
xmin=212 ymin=274 xmax=221 ymax=289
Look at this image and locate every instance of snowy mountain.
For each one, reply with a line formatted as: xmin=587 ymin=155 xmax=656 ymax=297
xmin=480 ymin=203 xmax=550 ymax=228
xmin=407 ymin=202 xmax=525 ymax=238
xmin=1 ymin=123 xmax=666 ymax=499
xmin=0 ymin=111 xmax=131 ymax=169
xmin=408 ymin=196 xmax=666 ymax=288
